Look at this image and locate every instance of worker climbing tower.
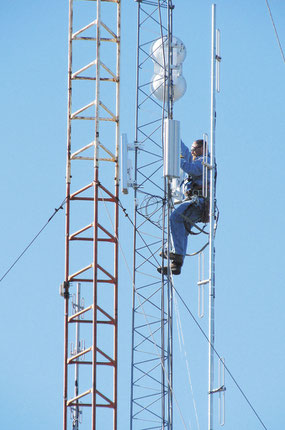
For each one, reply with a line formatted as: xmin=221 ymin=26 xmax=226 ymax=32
xmin=62 ymin=1 xmax=121 ymax=429
xmin=126 ymin=2 xmax=223 ymax=430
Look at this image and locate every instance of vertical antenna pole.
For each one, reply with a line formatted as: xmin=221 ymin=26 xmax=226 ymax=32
xmin=130 ymin=5 xmax=140 ymax=430
xmin=167 ymin=4 xmax=174 ymax=430
xmin=208 ymin=4 xmax=217 ymax=430
xmin=73 ymin=283 xmax=81 ymax=430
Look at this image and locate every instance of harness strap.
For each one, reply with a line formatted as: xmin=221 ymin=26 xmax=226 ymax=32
xmin=181 ymin=198 xmax=209 ymax=233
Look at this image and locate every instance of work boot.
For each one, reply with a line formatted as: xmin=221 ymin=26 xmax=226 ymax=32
xmin=159 ymin=250 xmax=176 ymax=260
xmin=157 ymin=254 xmax=183 ymax=276
xmin=157 ymin=265 xmax=170 ymax=275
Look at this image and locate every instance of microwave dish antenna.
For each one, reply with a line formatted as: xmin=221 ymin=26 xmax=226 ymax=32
xmin=150 ymin=36 xmax=187 ymax=102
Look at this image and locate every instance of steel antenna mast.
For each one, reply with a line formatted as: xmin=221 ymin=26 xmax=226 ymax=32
xmin=62 ymin=1 xmax=121 ymax=429
xmin=130 ymin=1 xmax=175 ymax=430
xmin=208 ymin=6 xmax=217 ymax=429
xmin=208 ymin=4 xmax=223 ymax=430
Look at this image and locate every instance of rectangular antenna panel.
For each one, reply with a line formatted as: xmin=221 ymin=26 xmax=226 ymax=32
xmin=121 ymin=133 xmax=129 ymax=194
xmin=163 ymin=119 xmax=180 ymax=178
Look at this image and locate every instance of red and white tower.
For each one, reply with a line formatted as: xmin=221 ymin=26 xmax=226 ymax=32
xmin=62 ymin=1 xmax=121 ymax=429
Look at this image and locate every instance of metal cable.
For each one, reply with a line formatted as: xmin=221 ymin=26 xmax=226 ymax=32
xmin=0 ymin=198 xmax=67 ymax=284
xmin=265 ymin=0 xmax=285 ymax=64
xmin=117 ymin=200 xmax=268 ymax=428
xmin=173 ymin=286 xmax=269 ymax=430
xmin=185 ymin=241 xmax=209 ymax=257
xmin=174 ymin=292 xmax=200 ymax=430
xmin=120 ymin=191 xmax=268 ymax=428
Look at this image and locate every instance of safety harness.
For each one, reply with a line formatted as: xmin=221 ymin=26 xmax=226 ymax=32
xmin=182 ymin=175 xmax=210 ymax=232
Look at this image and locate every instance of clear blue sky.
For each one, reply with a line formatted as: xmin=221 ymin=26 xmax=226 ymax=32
xmin=0 ymin=1 xmax=284 ymax=429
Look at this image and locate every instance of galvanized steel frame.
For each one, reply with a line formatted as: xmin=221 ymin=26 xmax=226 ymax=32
xmin=130 ymin=2 xmax=174 ymax=430
xmin=63 ymin=1 xmax=120 ymax=429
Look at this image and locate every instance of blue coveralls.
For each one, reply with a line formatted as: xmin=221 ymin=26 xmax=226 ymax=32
xmin=170 ymin=140 xmax=208 ymax=258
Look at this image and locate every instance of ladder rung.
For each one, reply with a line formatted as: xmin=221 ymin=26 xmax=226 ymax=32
xmin=197 ymin=279 xmax=209 ymax=286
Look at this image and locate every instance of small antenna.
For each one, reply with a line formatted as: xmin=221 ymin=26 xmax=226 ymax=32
xmin=216 ymin=29 xmax=221 ymax=93
xmin=198 ymin=252 xmax=206 ymax=318
xmin=219 ymin=358 xmax=226 ymax=426
xmin=71 ymin=283 xmax=84 ymax=430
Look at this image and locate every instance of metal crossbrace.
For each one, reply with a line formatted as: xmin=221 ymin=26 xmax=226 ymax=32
xmin=63 ymin=1 xmax=120 ymax=430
